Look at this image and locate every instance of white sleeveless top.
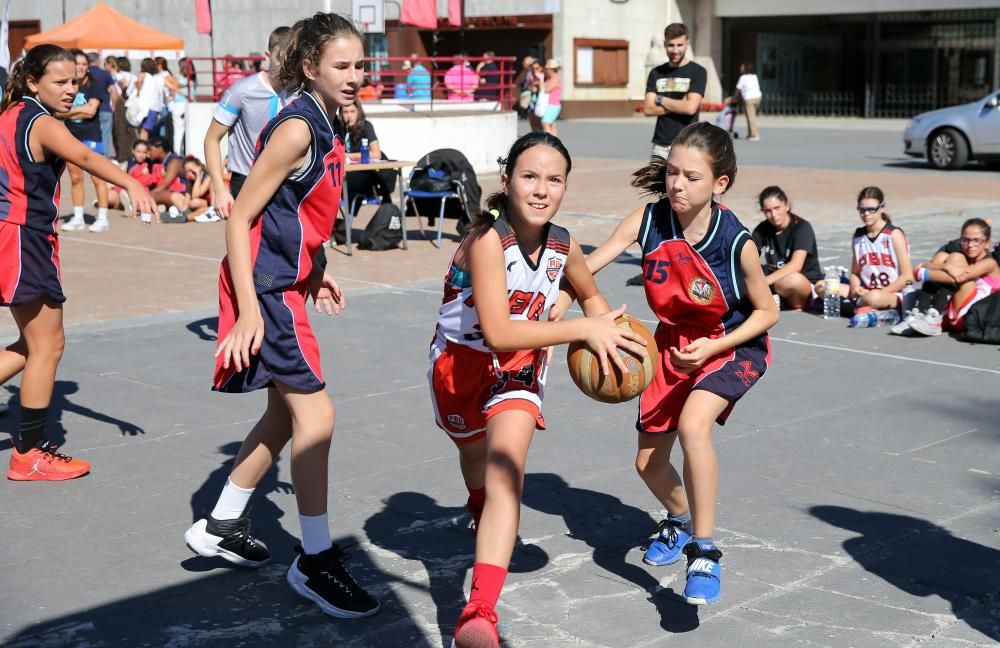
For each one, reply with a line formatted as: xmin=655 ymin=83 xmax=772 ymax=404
xmin=853 ymin=224 xmax=907 ymax=290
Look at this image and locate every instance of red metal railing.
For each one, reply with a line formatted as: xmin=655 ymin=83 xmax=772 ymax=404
xmin=184 ymin=55 xmax=516 ymax=109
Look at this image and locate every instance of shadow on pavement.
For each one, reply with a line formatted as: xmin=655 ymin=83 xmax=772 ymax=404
xmin=186 ymin=316 xmax=219 ymax=342
xmin=2 ymin=533 xmax=405 ymax=648
xmin=364 ymin=490 xmax=549 ymax=647
xmin=811 ymin=505 xmax=999 ymax=643
xmin=0 ymin=381 xmax=144 ymax=451
xmin=522 ymin=473 xmax=700 ymax=633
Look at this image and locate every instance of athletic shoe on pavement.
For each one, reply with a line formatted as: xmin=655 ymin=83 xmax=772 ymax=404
xmin=7 ymin=441 xmax=91 ymax=481
xmin=61 ymin=217 xmax=86 ymax=231
xmin=452 ymin=600 xmax=499 ymax=648
xmin=185 ymin=513 xmax=271 ymax=567
xmin=642 ymin=517 xmax=693 ymax=566
xmin=287 ymin=544 xmax=380 ymax=618
xmin=890 ymin=308 xmax=922 ymax=336
xmin=88 ymin=219 xmax=109 ymax=233
xmin=682 ymin=541 xmax=723 ymax=605
xmin=119 ymin=191 xmax=132 ymax=217
xmin=194 ymin=208 xmax=221 ymax=223
xmin=910 ymin=308 xmax=943 ymax=336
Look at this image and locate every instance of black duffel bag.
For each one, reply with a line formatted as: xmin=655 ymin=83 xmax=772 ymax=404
xmin=962 ymin=291 xmax=1000 ymax=344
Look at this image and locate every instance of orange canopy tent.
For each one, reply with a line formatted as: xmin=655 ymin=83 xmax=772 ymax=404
xmin=23 ymin=3 xmax=184 ymax=59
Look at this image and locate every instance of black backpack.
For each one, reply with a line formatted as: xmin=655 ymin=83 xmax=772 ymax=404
xmin=961 ymin=291 xmax=1000 ymax=344
xmin=357 ymin=203 xmax=403 ymax=251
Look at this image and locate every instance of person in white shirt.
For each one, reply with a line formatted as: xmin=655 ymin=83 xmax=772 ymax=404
xmin=734 ymin=62 xmax=762 ymax=141
xmin=135 ymin=58 xmax=165 ymax=140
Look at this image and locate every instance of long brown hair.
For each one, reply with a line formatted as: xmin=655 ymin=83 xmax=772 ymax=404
xmin=1 ymin=44 xmax=76 ymax=113
xmin=344 ymin=99 xmax=368 ymax=145
xmin=277 ymin=12 xmax=362 ymax=93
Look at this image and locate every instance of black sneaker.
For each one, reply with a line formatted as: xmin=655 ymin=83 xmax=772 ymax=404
xmin=184 ymin=513 xmax=271 ymax=567
xmin=626 ymin=272 xmax=644 ymax=286
xmin=286 ymin=544 xmax=381 ymax=618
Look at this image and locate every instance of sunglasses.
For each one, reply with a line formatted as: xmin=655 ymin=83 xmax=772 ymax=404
xmin=960 ymin=237 xmax=987 ymax=245
xmin=857 ymin=204 xmax=883 ymax=215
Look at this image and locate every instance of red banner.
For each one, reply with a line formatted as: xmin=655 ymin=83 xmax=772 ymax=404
xmin=448 ymin=0 xmax=462 ymax=27
xmin=195 ymin=0 xmax=212 ymax=35
xmin=401 ymin=0 xmax=438 ymax=30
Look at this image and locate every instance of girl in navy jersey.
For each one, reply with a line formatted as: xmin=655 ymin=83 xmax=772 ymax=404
xmin=184 ymin=13 xmax=380 ymax=620
xmin=567 ymin=122 xmax=778 ymax=606
xmin=0 ymin=45 xmax=156 ymax=481
xmin=433 ymin=132 xmax=648 ymax=648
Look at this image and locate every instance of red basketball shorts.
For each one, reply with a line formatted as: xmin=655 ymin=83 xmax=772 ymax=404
xmin=428 ymin=338 xmax=546 ymax=445
xmin=638 ymin=324 xmax=770 ymax=434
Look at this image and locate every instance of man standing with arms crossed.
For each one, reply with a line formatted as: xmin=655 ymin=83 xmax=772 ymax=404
xmin=644 ymin=23 xmax=707 ymax=160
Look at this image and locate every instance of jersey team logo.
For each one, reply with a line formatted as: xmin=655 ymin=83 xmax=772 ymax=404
xmin=446 ymin=413 xmax=467 ymax=431
xmin=546 ymin=257 xmax=563 ymax=282
xmin=688 ymin=277 xmax=715 ymax=304
xmin=735 ymin=360 xmax=759 ymax=387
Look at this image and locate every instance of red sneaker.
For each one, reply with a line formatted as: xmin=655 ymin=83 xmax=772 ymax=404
xmin=7 ymin=442 xmax=91 ymax=481
xmin=452 ymin=600 xmax=499 ymax=648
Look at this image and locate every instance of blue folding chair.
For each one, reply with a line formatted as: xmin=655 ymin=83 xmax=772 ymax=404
xmin=403 ymin=167 xmax=466 ymax=248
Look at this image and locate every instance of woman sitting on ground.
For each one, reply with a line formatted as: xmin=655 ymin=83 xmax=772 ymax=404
xmin=107 ymin=139 xmax=156 ymax=215
xmin=751 ymin=185 xmax=824 ymax=309
xmin=893 ymin=218 xmax=1000 ymax=336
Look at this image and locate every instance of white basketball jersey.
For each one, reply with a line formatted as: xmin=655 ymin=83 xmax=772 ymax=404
xmin=853 ymin=224 xmax=907 ymax=290
xmin=434 ymin=217 xmax=572 ymax=351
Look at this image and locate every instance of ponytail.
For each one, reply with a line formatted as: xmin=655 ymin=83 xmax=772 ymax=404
xmin=1 ymin=44 xmax=75 ymax=114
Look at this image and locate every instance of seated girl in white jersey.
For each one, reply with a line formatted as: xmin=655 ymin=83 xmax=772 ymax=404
xmin=893 ymin=218 xmax=1000 ymax=337
xmin=429 ymin=132 xmax=649 ymax=648
xmin=816 ymin=186 xmax=913 ymax=316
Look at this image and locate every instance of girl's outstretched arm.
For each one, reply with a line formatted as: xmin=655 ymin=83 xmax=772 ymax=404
xmin=585 ymin=205 xmax=644 ymax=275
xmin=35 ymin=116 xmax=156 ymax=216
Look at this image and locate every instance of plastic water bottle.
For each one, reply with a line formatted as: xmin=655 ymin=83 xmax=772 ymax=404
xmin=823 ymin=267 xmax=841 ymax=320
xmin=360 ymin=138 xmax=371 ymax=164
xmin=849 ymin=309 xmax=901 ymax=328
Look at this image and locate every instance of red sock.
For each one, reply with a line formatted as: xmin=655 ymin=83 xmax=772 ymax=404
xmin=466 ymin=487 xmax=486 ymax=524
xmin=469 ymin=562 xmax=507 ymax=608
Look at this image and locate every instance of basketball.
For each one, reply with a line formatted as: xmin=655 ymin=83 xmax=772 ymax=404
xmin=567 ymin=315 xmax=658 ymax=403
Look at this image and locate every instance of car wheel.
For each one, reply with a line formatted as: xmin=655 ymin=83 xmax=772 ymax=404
xmin=927 ymin=128 xmax=969 ymax=170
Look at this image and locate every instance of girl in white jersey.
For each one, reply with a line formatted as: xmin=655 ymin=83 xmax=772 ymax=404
xmin=818 ymin=186 xmax=913 ymax=311
xmin=430 ymin=132 xmax=648 ymax=648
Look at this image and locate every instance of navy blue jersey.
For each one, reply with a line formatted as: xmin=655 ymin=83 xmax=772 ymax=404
xmin=0 ymin=98 xmax=66 ymax=234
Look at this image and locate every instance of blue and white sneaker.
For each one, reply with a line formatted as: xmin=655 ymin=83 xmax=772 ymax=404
xmin=682 ymin=541 xmax=723 ymax=605
xmin=642 ymin=517 xmax=693 ymax=566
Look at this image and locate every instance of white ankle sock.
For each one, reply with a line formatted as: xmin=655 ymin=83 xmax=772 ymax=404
xmin=96 ymin=207 xmax=108 ymax=222
xmin=210 ymin=478 xmax=254 ymax=521
xmin=299 ymin=514 xmax=332 ymax=555
xmin=72 ymin=206 xmax=84 ymax=220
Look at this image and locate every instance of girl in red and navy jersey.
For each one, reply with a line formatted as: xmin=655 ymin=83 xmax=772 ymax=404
xmin=184 ymin=13 xmax=380 ymax=620
xmin=0 ymin=45 xmax=156 ymax=482
xmin=435 ymin=132 xmax=648 ymax=648
xmin=569 ymin=122 xmax=778 ymax=606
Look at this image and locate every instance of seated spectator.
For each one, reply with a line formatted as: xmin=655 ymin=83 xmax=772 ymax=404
xmin=106 ymin=140 xmax=155 ymax=215
xmin=406 ymin=55 xmax=431 ymax=101
xmin=394 ymin=60 xmax=412 ymax=99
xmin=146 ymin=138 xmax=188 ymax=221
xmin=444 ymin=54 xmax=479 ymax=102
xmin=332 ymin=100 xmax=396 ymax=243
xmin=752 ymin=186 xmax=823 ymax=309
xmin=215 ymin=57 xmax=246 ymax=98
xmin=475 ymin=51 xmax=500 ymax=101
xmin=893 ymin=218 xmax=1000 ymax=336
xmin=816 ymin=186 xmax=913 ymax=312
xmin=357 ymin=79 xmax=384 ymax=102
xmin=181 ymin=157 xmax=220 ymax=223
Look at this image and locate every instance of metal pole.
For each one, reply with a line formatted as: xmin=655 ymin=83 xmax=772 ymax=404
xmin=460 ymin=0 xmax=465 ymax=54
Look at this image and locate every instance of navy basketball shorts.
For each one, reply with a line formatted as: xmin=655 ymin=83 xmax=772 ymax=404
xmin=0 ymin=221 xmax=65 ymax=306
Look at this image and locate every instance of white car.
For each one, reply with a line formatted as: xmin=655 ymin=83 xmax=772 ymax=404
xmin=903 ymin=90 xmax=1000 ymax=169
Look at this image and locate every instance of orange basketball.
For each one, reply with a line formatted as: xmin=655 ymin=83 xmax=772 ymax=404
xmin=567 ymin=315 xmax=658 ymax=403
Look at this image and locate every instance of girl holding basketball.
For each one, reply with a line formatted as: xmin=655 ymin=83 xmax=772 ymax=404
xmin=430 ymin=131 xmax=648 ymax=648
xmin=1 ymin=45 xmax=156 ymax=481
xmin=184 ymin=13 xmax=380 ymax=619
xmin=569 ymin=122 xmax=778 ymax=605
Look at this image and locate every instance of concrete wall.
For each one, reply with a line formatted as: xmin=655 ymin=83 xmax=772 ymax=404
xmin=715 ymin=0 xmax=1000 ymax=17
xmin=186 ymin=103 xmax=515 ymax=174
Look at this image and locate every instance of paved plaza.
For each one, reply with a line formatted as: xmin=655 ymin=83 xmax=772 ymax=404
xmin=0 ymin=117 xmax=998 ymax=647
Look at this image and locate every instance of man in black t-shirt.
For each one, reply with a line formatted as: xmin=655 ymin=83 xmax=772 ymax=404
xmin=644 ymin=23 xmax=707 ymax=160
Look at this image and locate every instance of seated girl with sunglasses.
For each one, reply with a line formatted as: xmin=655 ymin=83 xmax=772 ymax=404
xmin=816 ymin=186 xmax=913 ymax=313
xmin=891 ymin=218 xmax=1000 ymax=336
